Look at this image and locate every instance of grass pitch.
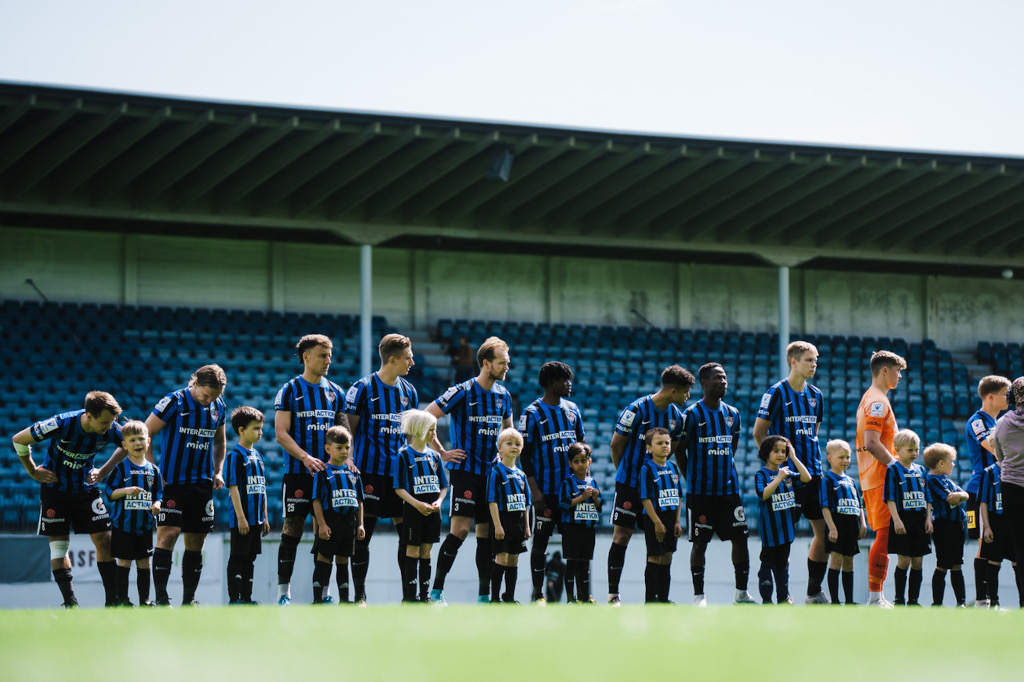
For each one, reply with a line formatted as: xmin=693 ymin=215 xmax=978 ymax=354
xmin=1 ymin=604 xmax=1019 ymax=682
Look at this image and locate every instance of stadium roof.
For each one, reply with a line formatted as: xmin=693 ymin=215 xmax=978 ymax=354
xmin=3 ymin=81 xmax=1023 ymax=275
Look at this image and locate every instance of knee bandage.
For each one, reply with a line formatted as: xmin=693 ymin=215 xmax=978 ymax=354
xmin=49 ymin=540 xmax=70 ymax=561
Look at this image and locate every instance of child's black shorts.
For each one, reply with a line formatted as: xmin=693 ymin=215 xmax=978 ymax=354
xmin=931 ymin=519 xmax=965 ymax=568
xmin=318 ymin=511 xmax=357 ymax=558
xmin=490 ymin=512 xmax=527 ymax=555
xmin=888 ymin=510 xmax=931 ymax=557
xmin=560 ymin=524 xmax=596 ymax=561
xmin=111 ymin=528 xmax=153 ymax=561
xmin=825 ymin=514 xmax=861 ymax=556
xmin=980 ymin=514 xmax=1015 ymax=563
xmin=229 ymin=526 xmax=263 ymax=559
xmin=644 ymin=510 xmax=679 ymax=557
xmin=403 ymin=502 xmax=442 ymax=545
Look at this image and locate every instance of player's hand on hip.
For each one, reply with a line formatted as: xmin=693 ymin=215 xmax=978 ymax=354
xmin=441 ymin=448 xmax=466 ymax=464
xmin=31 ymin=466 xmax=57 ymax=484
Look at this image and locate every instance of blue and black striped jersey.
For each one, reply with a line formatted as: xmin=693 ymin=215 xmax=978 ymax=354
xmin=29 ymin=409 xmax=122 ymax=493
xmin=884 ymin=461 xmax=930 ymax=512
xmin=558 ymin=473 xmax=601 ymax=528
xmin=964 ymin=410 xmax=998 ymax=494
xmin=756 ymin=379 xmax=824 ymax=475
xmin=313 ymin=463 xmax=363 ymax=514
xmin=152 ymin=388 xmax=226 ymax=485
xmin=394 ymin=444 xmax=448 ymax=503
xmin=486 ymin=461 xmax=531 ymax=514
xmin=979 ymin=463 xmax=1003 ymax=516
xmin=435 ymin=379 xmax=513 ymax=476
xmin=755 ymin=466 xmax=798 ymax=547
xmin=639 ymin=459 xmax=683 ymax=513
xmin=105 ymin=458 xmax=162 ymax=534
xmin=275 ymin=376 xmax=346 ymax=476
xmin=226 ymin=445 xmax=267 ymax=527
xmin=612 ymin=395 xmax=684 ymax=488
xmin=345 ymin=373 xmax=419 ymax=477
xmin=680 ymin=400 xmax=741 ymax=496
xmin=519 ymin=397 xmax=585 ymax=495
xmin=926 ymin=473 xmax=966 ymax=523
xmin=821 ymin=470 xmax=862 ymax=517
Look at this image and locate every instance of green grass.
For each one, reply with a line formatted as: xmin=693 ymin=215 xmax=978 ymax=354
xmin=1 ymin=604 xmax=1019 ymax=681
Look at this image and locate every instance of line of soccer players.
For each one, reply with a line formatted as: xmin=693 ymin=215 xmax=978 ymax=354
xmin=12 ymin=332 xmax=1020 ymax=607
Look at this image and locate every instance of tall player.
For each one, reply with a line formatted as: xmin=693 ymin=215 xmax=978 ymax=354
xmin=519 ymin=361 xmax=585 ymax=604
xmin=274 ymin=335 xmax=348 ymax=605
xmin=964 ymin=375 xmax=1011 ymax=606
xmin=680 ymin=363 xmax=755 ymax=606
xmin=13 ymin=391 xmax=123 ymax=608
xmin=427 ymin=336 xmax=513 ymax=605
xmin=856 ymin=350 xmax=906 ymax=608
xmin=752 ymin=340 xmax=829 ymax=603
xmin=606 ymin=365 xmax=693 ymax=606
xmin=345 ymin=333 xmax=418 ymax=605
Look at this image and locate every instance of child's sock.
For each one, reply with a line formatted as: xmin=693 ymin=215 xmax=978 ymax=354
xmin=987 ymin=563 xmax=1001 ymax=604
xmin=336 ymin=561 xmax=350 ymax=602
xmin=894 ymin=566 xmax=908 ymax=604
xmin=502 ymin=565 xmax=518 ymax=602
xmin=137 ymin=567 xmax=151 ymax=604
xmin=772 ymin=561 xmax=789 ymax=603
xmin=932 ymin=569 xmax=946 ymax=606
xmin=974 ymin=557 xmax=988 ymax=602
xmin=644 ymin=562 xmax=658 ymax=603
xmin=352 ymin=517 xmax=377 ymax=599
xmin=226 ymin=556 xmax=244 ymax=602
xmin=908 ymin=568 xmax=923 ymax=604
xmin=402 ymin=555 xmax=418 ymax=602
xmin=1015 ymin=564 xmax=1024 ymax=608
xmin=950 ymin=568 xmax=966 ymax=605
xmin=578 ymin=561 xmax=591 ymax=602
xmin=564 ymin=559 xmax=577 ymax=602
xmin=418 ymin=558 xmax=431 ymax=602
xmin=658 ymin=564 xmax=672 ymax=603
xmin=758 ymin=562 xmax=774 ymax=603
xmin=607 ymin=542 xmax=627 ymax=596
xmin=827 ymin=568 xmax=840 ymax=605
xmin=115 ymin=565 xmax=130 ymax=604
xmin=432 ymin=534 xmax=463 ymax=590
xmin=242 ymin=562 xmax=255 ymax=602
xmin=842 ymin=570 xmax=855 ymax=604
xmin=491 ymin=563 xmax=506 ymax=603
xmin=312 ymin=561 xmax=332 ymax=603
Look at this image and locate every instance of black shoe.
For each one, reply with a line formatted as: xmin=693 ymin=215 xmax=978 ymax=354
xmin=242 ymin=599 xmax=261 ymax=605
xmin=140 ymin=601 xmax=156 ymax=608
xmin=153 ymin=598 xmax=172 ymax=607
xmin=119 ymin=600 xmax=137 ymax=608
xmin=62 ymin=599 xmax=79 ymax=610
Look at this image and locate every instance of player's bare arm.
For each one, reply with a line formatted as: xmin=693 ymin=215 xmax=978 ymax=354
xmin=609 ymin=432 xmax=628 ymax=469
xmin=143 ymin=414 xmax=168 ymax=467
xmin=12 ymin=429 xmax=57 ymax=484
xmin=93 ymin=446 xmax=127 ymax=483
xmin=275 ymin=410 xmax=326 ymax=473
xmin=425 ymin=402 xmax=465 ymax=463
xmin=752 ymin=417 xmax=771 ymax=447
xmin=212 ymin=424 xmax=227 ymax=490
xmin=864 ymin=429 xmax=896 ymax=467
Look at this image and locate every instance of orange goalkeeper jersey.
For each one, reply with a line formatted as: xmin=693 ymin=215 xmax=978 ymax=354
xmin=855 ymin=386 xmax=898 ymax=491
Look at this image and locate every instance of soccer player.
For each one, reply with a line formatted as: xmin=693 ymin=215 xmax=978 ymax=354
xmin=143 ymin=364 xmax=227 ymax=606
xmin=680 ymin=363 xmax=755 ymax=606
xmin=226 ymin=407 xmax=270 ymax=605
xmin=519 ymin=361 xmax=585 ymax=603
xmin=558 ymin=442 xmax=601 ymax=603
xmin=487 ymin=428 xmax=531 ymax=604
xmin=964 ymin=375 xmax=1011 ymax=606
xmin=311 ymin=426 xmax=365 ymax=604
xmin=978 ymin=460 xmax=1018 ymax=608
xmin=820 ymin=439 xmax=866 ymax=605
xmin=855 ymin=349 xmax=906 ymax=607
xmin=606 ymin=365 xmax=694 ymax=606
xmin=274 ymin=334 xmax=348 ymax=606
xmin=13 ymin=391 xmax=123 ymax=608
xmin=345 ymin=333 xmax=419 ymax=605
xmin=924 ymin=443 xmax=968 ymax=607
xmin=393 ymin=409 xmax=448 ymax=603
xmin=105 ymin=420 xmax=162 ymax=607
xmin=884 ymin=429 xmax=932 ymax=606
xmin=639 ymin=428 xmax=684 ymax=604
xmin=753 ymin=340 xmax=828 ymax=603
xmin=754 ymin=436 xmax=811 ymax=604
xmin=427 ymin=336 xmax=512 ymax=605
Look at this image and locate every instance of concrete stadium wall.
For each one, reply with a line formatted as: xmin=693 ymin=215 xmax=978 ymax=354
xmin=4 ymin=226 xmax=1023 ymax=349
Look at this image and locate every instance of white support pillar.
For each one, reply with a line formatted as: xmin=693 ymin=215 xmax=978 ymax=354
xmin=360 ymin=244 xmax=372 ymax=378
xmin=778 ymin=265 xmax=790 ymax=377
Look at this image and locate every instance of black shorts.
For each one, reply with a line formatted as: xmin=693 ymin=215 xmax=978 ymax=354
xmin=491 ymin=512 xmax=527 ymax=555
xmin=159 ymin=482 xmax=214 ymax=533
xmin=932 ymin=519 xmax=965 ymax=568
xmin=793 ymin=476 xmax=824 ymax=521
xmin=318 ymin=511 xmax=357 ymax=558
xmin=611 ymin=483 xmax=643 ymax=529
xmin=361 ymin=472 xmax=403 ymax=519
xmin=449 ymin=470 xmax=490 ymax=524
xmin=229 ymin=526 xmax=263 ymax=559
xmin=980 ymin=514 xmax=1015 ymax=563
xmin=37 ymin=487 xmax=111 ymax=537
xmin=404 ymin=503 xmax=442 ymax=545
xmin=561 ymin=524 xmax=596 ymax=561
xmin=687 ymin=494 xmax=749 ymax=543
xmin=966 ymin=493 xmax=981 ymax=540
xmin=532 ymin=497 xmax=560 ymax=536
xmin=644 ymin=510 xmax=679 ymax=557
xmin=888 ymin=510 xmax=931 ymax=557
xmin=825 ymin=514 xmax=861 ymax=556
xmin=111 ymin=528 xmax=153 ymax=560
xmin=282 ymin=473 xmax=314 ymax=519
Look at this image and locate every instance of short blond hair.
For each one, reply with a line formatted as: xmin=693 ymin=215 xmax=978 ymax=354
xmin=476 ymin=336 xmax=509 ymax=368
xmin=893 ymin=429 xmax=920 ymax=451
xmin=401 ymin=409 xmax=436 ymax=444
xmin=825 ymin=439 xmax=852 ymax=458
xmin=497 ymin=427 xmax=523 ymax=448
xmin=121 ymin=420 xmax=149 ymax=440
xmin=923 ymin=443 xmax=956 ymax=471
xmin=787 ymin=341 xmax=818 ymax=367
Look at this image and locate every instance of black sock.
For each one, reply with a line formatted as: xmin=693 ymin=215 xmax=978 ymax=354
xmin=137 ymin=567 xmax=151 ymax=603
xmin=894 ymin=566 xmax=908 ymax=604
xmin=181 ymin=550 xmax=203 ymax=602
xmin=659 ymin=564 xmax=672 ymax=602
xmin=691 ymin=565 xmax=706 ymax=596
xmin=951 ymin=568 xmax=965 ymax=605
xmin=152 ymin=548 xmax=172 ymax=602
xmin=227 ymin=556 xmax=244 ymax=602
xmin=734 ymin=560 xmax=750 ymax=591
xmin=607 ymin=542 xmax=627 ymax=594
xmin=1014 ymin=564 xmax=1024 ymax=608
xmin=336 ymin=562 xmax=349 ymax=602
xmin=503 ymin=565 xmax=518 ymax=602
xmin=242 ymin=560 xmax=255 ymax=602
xmin=987 ymin=563 xmax=1001 ymax=604
xmin=475 ymin=537 xmax=492 ymax=597
xmin=758 ymin=562 xmax=774 ymax=603
xmin=352 ymin=517 xmax=377 ymax=598
xmin=645 ymin=562 xmax=658 ymax=603
xmin=277 ymin=533 xmax=300 ymax=586
xmin=403 ymin=555 xmax=418 ymax=601
xmin=827 ymin=568 xmax=840 ymax=605
xmin=52 ymin=567 xmax=75 ymax=604
xmin=843 ymin=570 xmax=855 ymax=604
xmin=772 ymin=562 xmax=789 ymax=603
xmin=491 ymin=563 xmax=506 ymax=602
xmin=432 ymin=534 xmax=463 ymax=590
xmin=564 ymin=560 xmax=577 ymax=601
xmin=97 ymin=560 xmax=116 ymax=606
xmin=530 ymin=529 xmax=549 ymax=599
xmin=115 ymin=565 xmax=131 ymax=604
xmin=418 ymin=558 xmax=431 ymax=601
xmin=974 ymin=557 xmax=988 ymax=602
xmin=932 ymin=570 xmax=946 ymax=606
xmin=394 ymin=522 xmax=406 ymax=572
xmin=908 ymin=568 xmax=923 ymax=603
xmin=578 ymin=561 xmax=591 ymax=602
xmin=312 ymin=561 xmax=332 ymax=603
xmin=806 ymin=558 xmax=827 ymax=596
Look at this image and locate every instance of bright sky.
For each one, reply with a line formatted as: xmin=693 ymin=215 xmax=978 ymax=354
xmin=2 ymin=0 xmax=1021 ymax=157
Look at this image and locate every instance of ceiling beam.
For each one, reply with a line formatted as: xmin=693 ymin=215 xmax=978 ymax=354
xmin=959 ymin=203 xmax=1024 ymax=252
xmin=908 ymin=171 xmax=1022 ymax=251
xmin=0 ymin=97 xmax=81 ymax=176
xmin=0 ymin=94 xmax=37 ymax=137
xmin=936 ymin=188 xmax=1024 ymax=252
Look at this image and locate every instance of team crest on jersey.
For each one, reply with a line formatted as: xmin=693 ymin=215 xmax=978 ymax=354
xmin=401 ymin=396 xmax=409 ymax=408
xmin=809 ymin=399 xmax=817 ymax=409
xmin=496 ymin=398 xmax=504 ymax=411
xmin=669 ymin=419 xmax=677 ymax=431
xmin=726 ymin=417 xmax=734 ymax=427
xmin=147 ymin=474 xmax=154 ymax=488
xmin=210 ymin=406 xmax=219 ymax=423
xmin=326 ymin=389 xmax=336 ymax=404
